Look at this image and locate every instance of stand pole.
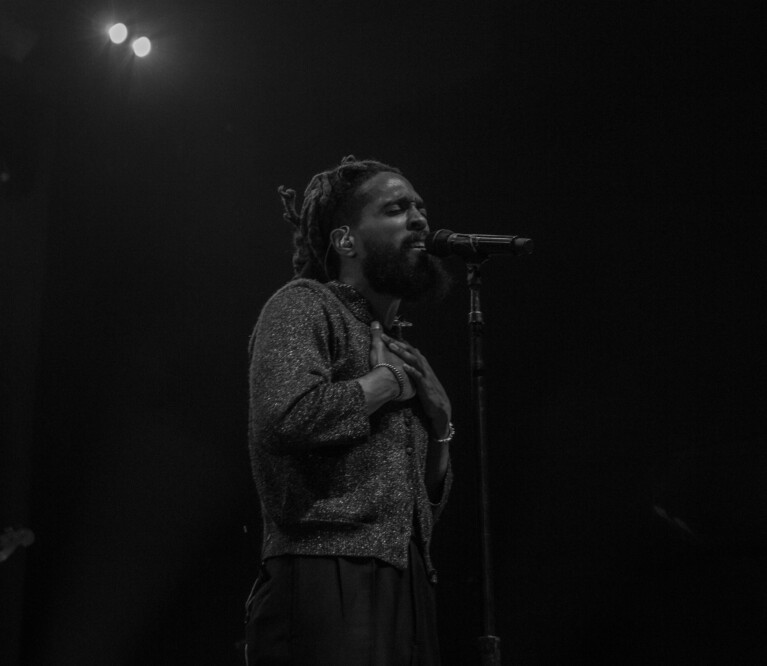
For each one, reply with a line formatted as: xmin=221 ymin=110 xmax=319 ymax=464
xmin=468 ymin=262 xmax=502 ymax=665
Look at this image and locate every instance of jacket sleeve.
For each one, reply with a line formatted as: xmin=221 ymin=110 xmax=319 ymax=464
xmin=248 ymin=284 xmax=370 ymax=454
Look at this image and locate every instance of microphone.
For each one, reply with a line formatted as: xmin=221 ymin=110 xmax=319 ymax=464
xmin=425 ymin=229 xmax=534 ymax=260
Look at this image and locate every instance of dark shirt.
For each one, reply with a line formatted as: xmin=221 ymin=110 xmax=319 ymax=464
xmin=248 ymin=279 xmax=451 ymax=580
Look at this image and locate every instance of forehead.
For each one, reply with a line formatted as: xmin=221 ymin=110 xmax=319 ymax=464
xmin=357 ymin=171 xmax=421 ymax=206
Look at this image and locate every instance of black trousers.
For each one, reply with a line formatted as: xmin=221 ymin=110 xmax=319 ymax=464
xmin=244 ymin=541 xmax=441 ymax=666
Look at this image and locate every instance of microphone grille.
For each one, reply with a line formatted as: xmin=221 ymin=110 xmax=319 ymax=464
xmin=424 ymin=229 xmax=454 ymax=257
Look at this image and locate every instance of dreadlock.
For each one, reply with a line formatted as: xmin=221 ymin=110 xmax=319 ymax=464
xmin=278 ymin=155 xmax=401 ymax=281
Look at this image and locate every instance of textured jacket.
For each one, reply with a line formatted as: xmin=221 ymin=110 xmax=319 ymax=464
xmin=248 ymin=279 xmax=452 ymax=580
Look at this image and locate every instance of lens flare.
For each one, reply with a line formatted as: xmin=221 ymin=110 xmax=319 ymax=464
xmin=107 ymin=23 xmax=128 ymax=44
xmin=131 ymin=36 xmax=151 ymax=57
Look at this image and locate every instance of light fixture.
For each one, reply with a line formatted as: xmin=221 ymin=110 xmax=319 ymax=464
xmin=107 ymin=23 xmax=128 ymax=45
xmin=131 ymin=36 xmax=151 ymax=58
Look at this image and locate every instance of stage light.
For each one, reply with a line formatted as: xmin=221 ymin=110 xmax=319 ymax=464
xmin=108 ymin=23 xmax=128 ymax=45
xmin=131 ymin=36 xmax=151 ymax=57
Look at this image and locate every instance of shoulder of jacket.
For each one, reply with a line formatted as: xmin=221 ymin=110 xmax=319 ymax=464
xmin=277 ymin=278 xmax=331 ymax=297
xmin=261 ymin=279 xmax=339 ymax=315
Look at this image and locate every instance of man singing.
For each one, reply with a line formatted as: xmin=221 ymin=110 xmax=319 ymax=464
xmin=245 ymin=156 xmax=454 ymax=665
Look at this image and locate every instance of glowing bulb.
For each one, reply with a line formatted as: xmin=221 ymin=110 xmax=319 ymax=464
xmin=108 ymin=23 xmax=128 ymax=44
xmin=132 ymin=37 xmax=151 ymax=58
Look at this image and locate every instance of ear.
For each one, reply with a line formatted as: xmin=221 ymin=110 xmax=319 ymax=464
xmin=329 ymin=226 xmax=356 ymax=257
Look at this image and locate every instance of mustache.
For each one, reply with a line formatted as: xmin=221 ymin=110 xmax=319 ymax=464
xmin=404 ymin=233 xmax=428 ymax=246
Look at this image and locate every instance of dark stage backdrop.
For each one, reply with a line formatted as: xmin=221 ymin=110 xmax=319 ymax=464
xmin=2 ymin=1 xmax=765 ymax=664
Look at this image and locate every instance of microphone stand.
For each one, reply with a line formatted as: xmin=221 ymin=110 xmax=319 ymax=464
xmin=467 ymin=260 xmax=501 ymax=665
xmin=425 ymin=228 xmax=531 ymax=663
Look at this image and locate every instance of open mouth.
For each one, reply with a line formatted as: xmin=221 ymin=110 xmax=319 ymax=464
xmin=408 ymin=241 xmax=426 ymax=251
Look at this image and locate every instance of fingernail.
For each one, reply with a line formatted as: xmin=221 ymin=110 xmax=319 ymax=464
xmin=371 ymin=321 xmax=381 ymax=330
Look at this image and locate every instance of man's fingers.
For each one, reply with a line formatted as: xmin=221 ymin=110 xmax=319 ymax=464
xmin=385 ymin=340 xmax=410 ymax=357
xmin=386 ymin=340 xmax=428 ymax=373
xmin=370 ymin=321 xmax=385 ymax=365
xmin=386 ymin=338 xmax=422 ymax=360
xmin=402 ymin=363 xmax=423 ymax=379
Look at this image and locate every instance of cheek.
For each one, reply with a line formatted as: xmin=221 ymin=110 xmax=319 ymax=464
xmin=364 ymin=228 xmax=398 ymax=250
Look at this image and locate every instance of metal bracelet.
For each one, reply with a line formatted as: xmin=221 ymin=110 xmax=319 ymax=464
xmin=373 ymin=362 xmax=405 ymax=401
xmin=433 ymin=421 xmax=455 ymax=445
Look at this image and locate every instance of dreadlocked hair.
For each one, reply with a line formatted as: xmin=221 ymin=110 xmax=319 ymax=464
xmin=278 ymin=155 xmax=401 ymax=281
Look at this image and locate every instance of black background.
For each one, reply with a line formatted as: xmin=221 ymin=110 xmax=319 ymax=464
xmin=2 ymin=1 xmax=765 ymax=664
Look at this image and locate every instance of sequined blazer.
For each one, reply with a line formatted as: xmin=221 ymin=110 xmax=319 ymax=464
xmin=248 ymin=279 xmax=452 ymax=580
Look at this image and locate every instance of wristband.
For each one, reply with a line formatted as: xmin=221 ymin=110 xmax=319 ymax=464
xmin=373 ymin=362 xmax=406 ymax=401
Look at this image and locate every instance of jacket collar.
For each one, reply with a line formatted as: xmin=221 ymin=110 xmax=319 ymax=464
xmin=326 ymin=280 xmax=375 ymax=326
xmin=326 ymin=280 xmax=414 ymax=340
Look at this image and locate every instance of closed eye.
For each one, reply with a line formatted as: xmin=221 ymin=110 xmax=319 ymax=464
xmin=383 ymin=199 xmax=427 ymax=217
xmin=384 ymin=203 xmax=427 ymax=215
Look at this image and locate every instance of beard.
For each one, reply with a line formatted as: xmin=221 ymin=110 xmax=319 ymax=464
xmin=362 ymin=236 xmax=452 ymax=303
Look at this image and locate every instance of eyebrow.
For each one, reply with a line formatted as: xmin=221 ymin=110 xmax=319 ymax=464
xmin=381 ymin=194 xmax=425 ymax=209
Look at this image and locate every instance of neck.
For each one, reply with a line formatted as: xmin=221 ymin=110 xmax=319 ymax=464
xmin=338 ymin=275 xmax=400 ymax=328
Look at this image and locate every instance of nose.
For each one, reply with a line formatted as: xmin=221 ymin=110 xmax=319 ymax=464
xmin=407 ymin=204 xmax=428 ymax=231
